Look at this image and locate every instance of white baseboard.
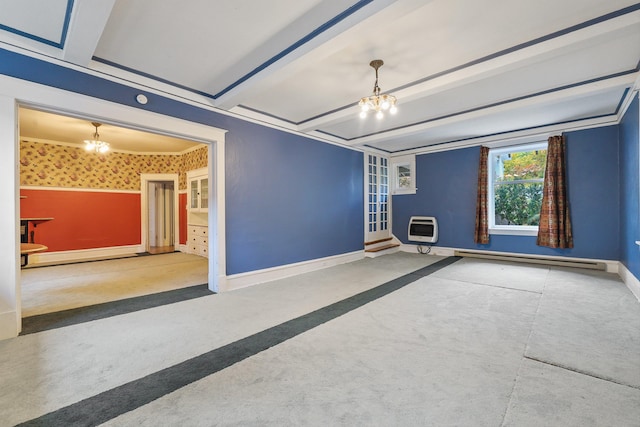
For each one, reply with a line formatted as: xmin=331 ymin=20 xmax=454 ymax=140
xmin=0 ymin=300 xmax=18 ymax=340
xmin=619 ymin=262 xmax=640 ymax=302
xmin=28 ymin=244 xmax=143 ymax=266
xmin=222 ymin=250 xmax=364 ymax=292
xmin=401 ymin=244 xmax=455 ymax=257
xmin=178 ymin=244 xmax=188 ymax=253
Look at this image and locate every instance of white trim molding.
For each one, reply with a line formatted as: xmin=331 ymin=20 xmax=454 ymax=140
xmin=20 ymin=185 xmax=140 ymax=194
xmin=619 ymin=262 xmax=640 ymax=303
xmin=0 ymin=95 xmax=20 ymax=340
xmin=401 ymin=244 xmax=455 ymax=257
xmin=0 ymin=73 xmax=227 ymax=338
xmin=26 ymin=244 xmax=143 ymax=266
xmin=390 ymin=154 xmax=417 ymax=195
xmin=140 ymin=173 xmax=180 ymax=253
xmin=223 ymin=250 xmax=364 ymax=292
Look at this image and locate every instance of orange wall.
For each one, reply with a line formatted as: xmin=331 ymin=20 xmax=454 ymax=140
xmin=179 ymin=193 xmax=187 ymax=245
xmin=19 ymin=141 xmax=206 ymax=253
xmin=20 ymin=189 xmax=141 ymax=252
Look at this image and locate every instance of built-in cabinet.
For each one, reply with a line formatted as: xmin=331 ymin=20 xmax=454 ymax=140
xmin=188 ymin=168 xmax=208 ymax=212
xmin=185 ymin=167 xmax=209 ymax=258
xmin=187 ymin=225 xmax=208 ymax=257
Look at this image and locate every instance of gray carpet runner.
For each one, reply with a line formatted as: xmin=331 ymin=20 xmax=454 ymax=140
xmin=17 ymin=257 xmax=460 ymax=426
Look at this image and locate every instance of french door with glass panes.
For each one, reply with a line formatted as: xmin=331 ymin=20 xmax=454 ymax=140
xmin=365 ymin=153 xmax=391 ymax=243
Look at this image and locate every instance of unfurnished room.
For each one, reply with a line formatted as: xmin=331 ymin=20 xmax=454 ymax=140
xmin=0 ymin=1 xmax=639 ymax=426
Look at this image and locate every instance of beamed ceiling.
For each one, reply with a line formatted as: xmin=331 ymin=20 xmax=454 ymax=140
xmin=1 ymin=0 xmax=639 ymax=154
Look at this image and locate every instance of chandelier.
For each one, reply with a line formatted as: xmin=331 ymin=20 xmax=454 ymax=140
xmin=358 ymin=59 xmax=398 ymax=119
xmin=84 ymin=122 xmax=110 ymax=153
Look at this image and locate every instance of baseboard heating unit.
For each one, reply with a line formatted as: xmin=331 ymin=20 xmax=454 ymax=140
xmin=454 ymin=250 xmax=607 ymax=271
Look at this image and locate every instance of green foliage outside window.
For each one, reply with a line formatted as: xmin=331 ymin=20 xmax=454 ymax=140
xmin=495 ymin=183 xmax=543 ymax=225
xmin=494 ymin=149 xmax=546 ymax=226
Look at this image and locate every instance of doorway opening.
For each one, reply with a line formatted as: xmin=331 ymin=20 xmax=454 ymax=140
xmin=17 ymin=107 xmax=210 ymax=317
xmin=141 ymin=174 xmax=180 ymax=256
xmin=148 ymin=181 xmax=175 ymax=254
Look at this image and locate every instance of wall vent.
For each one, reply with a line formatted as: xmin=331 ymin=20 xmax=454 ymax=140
xmin=408 ymin=216 xmax=438 ymax=243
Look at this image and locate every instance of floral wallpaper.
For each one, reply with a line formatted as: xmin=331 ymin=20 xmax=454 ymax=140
xmin=20 ymin=141 xmax=208 ymax=191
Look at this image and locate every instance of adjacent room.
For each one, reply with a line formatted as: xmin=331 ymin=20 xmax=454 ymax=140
xmin=0 ymin=1 xmax=638 ymax=425
xmin=18 ymin=108 xmax=210 ymax=316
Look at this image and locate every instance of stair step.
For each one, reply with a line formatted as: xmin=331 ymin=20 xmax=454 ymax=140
xmin=364 ymin=237 xmax=393 ymax=246
xmin=365 ymin=243 xmax=400 ymax=253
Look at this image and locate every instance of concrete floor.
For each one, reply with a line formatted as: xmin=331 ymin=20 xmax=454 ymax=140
xmin=2 ymin=253 xmax=639 ymax=426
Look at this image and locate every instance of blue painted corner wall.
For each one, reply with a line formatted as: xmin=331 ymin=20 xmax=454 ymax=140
xmin=225 ymin=122 xmax=363 ymax=274
xmin=393 ymin=125 xmax=622 ymax=261
xmin=0 ymin=48 xmax=364 ymax=276
xmin=620 ymin=95 xmax=640 ymax=279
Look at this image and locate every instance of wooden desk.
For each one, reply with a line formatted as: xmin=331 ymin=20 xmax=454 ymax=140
xmin=20 ymin=217 xmax=53 ymax=243
xmin=20 ymin=243 xmax=47 ymax=267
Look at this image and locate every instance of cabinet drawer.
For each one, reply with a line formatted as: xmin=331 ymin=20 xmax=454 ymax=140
xmin=190 ymin=236 xmax=207 ymax=246
xmin=188 ymin=226 xmax=208 ymax=237
xmin=196 ymin=245 xmax=208 ymax=257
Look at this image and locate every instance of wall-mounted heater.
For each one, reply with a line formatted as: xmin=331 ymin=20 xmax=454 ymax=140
xmin=408 ymin=216 xmax=438 ymax=243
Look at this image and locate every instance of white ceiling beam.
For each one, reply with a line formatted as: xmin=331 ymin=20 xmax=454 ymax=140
xmin=346 ymin=73 xmax=637 ymax=147
xmin=392 ymin=114 xmax=620 ymax=158
xmin=214 ymin=0 xmax=430 ymax=110
xmin=298 ymin=9 xmax=640 ymax=133
xmin=62 ymin=0 xmax=117 ymax=66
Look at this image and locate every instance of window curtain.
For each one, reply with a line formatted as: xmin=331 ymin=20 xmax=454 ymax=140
xmin=537 ymin=135 xmax=573 ymax=248
xmin=474 ymin=146 xmax=490 ymax=244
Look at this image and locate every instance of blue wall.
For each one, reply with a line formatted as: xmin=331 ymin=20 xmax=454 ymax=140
xmin=225 ymin=122 xmax=363 ymax=274
xmin=0 ymin=48 xmax=364 ymax=275
xmin=394 ymin=147 xmax=479 ymax=250
xmin=620 ymin=95 xmax=640 ymax=279
xmin=394 ymin=125 xmax=621 ymax=260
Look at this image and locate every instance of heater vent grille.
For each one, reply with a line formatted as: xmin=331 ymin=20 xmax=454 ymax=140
xmin=408 ymin=216 xmax=438 ymax=243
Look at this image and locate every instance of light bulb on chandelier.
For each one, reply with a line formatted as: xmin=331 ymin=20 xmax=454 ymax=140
xmin=84 ymin=122 xmax=110 ymax=154
xmin=358 ymin=59 xmax=398 ymax=119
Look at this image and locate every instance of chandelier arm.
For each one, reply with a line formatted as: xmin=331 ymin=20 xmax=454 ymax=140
xmin=359 ymin=59 xmax=397 ymax=119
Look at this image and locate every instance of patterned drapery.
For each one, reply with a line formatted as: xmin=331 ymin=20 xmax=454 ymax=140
xmin=537 ymin=135 xmax=573 ymax=248
xmin=474 ymin=146 xmax=490 ymax=244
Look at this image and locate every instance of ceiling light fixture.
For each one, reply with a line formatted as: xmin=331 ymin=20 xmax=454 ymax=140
xmin=358 ymin=59 xmax=398 ymax=120
xmin=84 ymin=122 xmax=110 ymax=153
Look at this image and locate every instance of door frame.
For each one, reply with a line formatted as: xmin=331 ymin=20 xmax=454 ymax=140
xmin=363 ymin=151 xmax=392 ymax=243
xmin=141 ymin=174 xmax=179 ymax=252
xmin=0 ymin=74 xmax=227 ymax=338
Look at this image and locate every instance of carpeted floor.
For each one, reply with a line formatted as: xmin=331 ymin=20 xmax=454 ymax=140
xmin=2 ymin=253 xmax=639 ymax=426
xmin=20 ymin=252 xmax=209 ymax=317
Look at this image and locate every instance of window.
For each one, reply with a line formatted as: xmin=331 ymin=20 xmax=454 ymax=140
xmin=390 ymin=154 xmax=416 ymax=195
xmin=488 ymin=142 xmax=547 ymax=235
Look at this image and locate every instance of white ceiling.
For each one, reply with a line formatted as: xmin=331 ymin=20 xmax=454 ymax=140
xmin=19 ymin=108 xmax=203 ymax=154
xmin=1 ymin=0 xmax=639 ymax=154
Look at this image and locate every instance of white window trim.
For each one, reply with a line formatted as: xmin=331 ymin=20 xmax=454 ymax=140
xmin=488 ymin=142 xmax=547 ymax=236
xmin=390 ymin=154 xmax=416 ymax=195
